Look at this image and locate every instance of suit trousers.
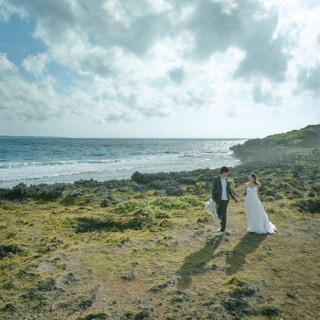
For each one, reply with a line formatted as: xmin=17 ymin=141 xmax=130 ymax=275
xmin=217 ymin=200 xmax=228 ymax=232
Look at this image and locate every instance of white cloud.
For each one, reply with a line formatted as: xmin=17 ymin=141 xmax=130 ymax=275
xmin=0 ymin=54 xmax=61 ymax=119
xmin=0 ymin=52 xmax=18 ymax=75
xmin=0 ymin=0 xmax=26 ymax=22
xmin=296 ymin=65 xmax=320 ymax=97
xmin=168 ymin=67 xmax=185 ymax=84
xmin=252 ymin=86 xmax=282 ymax=106
xmin=22 ymin=53 xmax=48 ymax=76
xmin=0 ymin=0 xmax=319 ymax=137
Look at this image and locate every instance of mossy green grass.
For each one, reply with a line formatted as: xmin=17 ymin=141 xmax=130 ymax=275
xmin=1 ymin=147 xmax=320 ymax=319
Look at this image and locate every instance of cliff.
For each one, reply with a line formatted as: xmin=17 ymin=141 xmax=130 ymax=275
xmin=230 ymin=124 xmax=320 ymax=161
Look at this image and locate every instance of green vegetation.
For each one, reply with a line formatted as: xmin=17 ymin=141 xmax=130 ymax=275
xmin=264 ymin=124 xmax=320 ymax=146
xmin=1 ymin=126 xmax=320 ymax=319
xmin=230 ymin=124 xmax=320 ymax=161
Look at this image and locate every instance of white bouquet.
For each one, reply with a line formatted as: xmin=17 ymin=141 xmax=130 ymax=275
xmin=205 ymin=199 xmax=221 ymax=225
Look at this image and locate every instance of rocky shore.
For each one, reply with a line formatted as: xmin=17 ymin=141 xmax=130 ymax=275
xmin=1 ymin=145 xmax=319 ymax=214
xmin=1 ymin=125 xmax=320 ymax=320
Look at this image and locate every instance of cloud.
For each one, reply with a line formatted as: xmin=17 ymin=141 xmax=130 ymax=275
xmin=252 ymin=86 xmax=281 ymax=106
xmin=0 ymin=0 xmax=319 ymax=133
xmin=226 ymin=105 xmax=238 ymax=118
xmin=106 ymin=112 xmax=133 ymax=123
xmin=0 ymin=0 xmax=26 ymax=22
xmin=181 ymin=0 xmax=290 ymax=82
xmin=234 ymin=36 xmax=289 ymax=82
xmin=296 ymin=64 xmax=320 ymax=97
xmin=183 ymin=0 xmax=241 ymax=58
xmin=25 ymin=0 xmax=170 ymax=57
xmin=22 ymin=53 xmax=48 ymax=76
xmin=168 ymin=67 xmax=185 ymax=84
xmin=0 ymin=52 xmax=17 ymax=75
xmin=301 ymin=0 xmax=320 ymax=9
xmin=23 ymin=0 xmax=291 ymax=84
xmin=0 ymin=54 xmax=61 ymax=119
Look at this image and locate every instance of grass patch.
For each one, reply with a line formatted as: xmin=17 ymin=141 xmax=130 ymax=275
xmin=1 ymin=147 xmax=320 ymax=319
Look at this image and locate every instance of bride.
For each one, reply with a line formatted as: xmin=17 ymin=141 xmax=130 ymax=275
xmin=239 ymin=173 xmax=277 ymax=234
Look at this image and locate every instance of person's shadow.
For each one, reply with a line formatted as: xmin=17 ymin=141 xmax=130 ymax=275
xmin=225 ymin=232 xmax=268 ymax=275
xmin=177 ymin=236 xmax=223 ymax=290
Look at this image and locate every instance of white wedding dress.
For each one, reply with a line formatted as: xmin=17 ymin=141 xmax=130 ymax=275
xmin=245 ymin=186 xmax=277 ymax=234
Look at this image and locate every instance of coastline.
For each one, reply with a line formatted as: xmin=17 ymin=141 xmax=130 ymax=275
xmin=1 ymin=144 xmax=319 ymax=204
xmin=1 ymin=143 xmax=320 ymax=319
xmin=0 ymin=137 xmax=245 ymax=189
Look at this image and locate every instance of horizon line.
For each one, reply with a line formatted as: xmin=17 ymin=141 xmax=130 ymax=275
xmin=0 ymin=135 xmax=249 ymax=140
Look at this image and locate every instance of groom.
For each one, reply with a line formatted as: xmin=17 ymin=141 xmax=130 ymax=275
xmin=212 ymin=166 xmax=239 ymax=235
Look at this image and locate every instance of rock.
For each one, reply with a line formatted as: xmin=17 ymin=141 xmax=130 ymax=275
xmin=311 ymin=184 xmax=320 ymax=192
xmin=76 ymin=313 xmax=109 ymax=320
xmin=3 ymin=303 xmax=15 ymax=312
xmin=19 ymin=270 xmax=38 ymax=279
xmin=155 ymin=212 xmax=170 ymax=219
xmin=150 ymin=281 xmax=171 ymax=292
xmin=121 ymin=271 xmax=135 ymax=281
xmin=2 ymin=183 xmax=28 ymax=200
xmin=74 ymin=178 xmax=100 ymax=188
xmin=176 ymin=176 xmax=197 ymax=184
xmin=31 ymin=184 xmax=64 ymax=201
xmin=286 ymin=292 xmax=297 ymax=299
xmin=147 ymin=180 xmax=166 ymax=190
xmin=264 ymin=190 xmax=276 ymax=197
xmin=230 ymin=285 xmax=256 ymax=298
xmin=36 ymin=277 xmax=57 ymax=292
xmin=0 ymin=245 xmax=22 ymax=259
xmin=79 ymin=299 xmax=93 ymax=310
xmin=63 ymin=272 xmax=77 ymax=285
xmin=100 ymin=198 xmax=112 ymax=207
xmin=134 ymin=309 xmax=150 ymax=320
xmin=61 ymin=193 xmax=80 ymax=206
xmin=165 ymin=187 xmax=185 ymax=196
xmin=131 ymin=171 xmax=169 ymax=184
xmin=3 ymin=281 xmax=17 ymax=290
xmin=223 ymin=297 xmax=248 ymax=310
xmin=298 ymin=199 xmax=320 ymax=213
xmin=260 ymin=306 xmax=280 ymax=316
xmin=123 ymin=311 xmax=134 ymax=319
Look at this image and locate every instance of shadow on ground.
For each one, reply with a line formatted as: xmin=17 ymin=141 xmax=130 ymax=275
xmin=177 ymin=236 xmax=223 ymax=290
xmin=225 ymin=232 xmax=268 ymax=275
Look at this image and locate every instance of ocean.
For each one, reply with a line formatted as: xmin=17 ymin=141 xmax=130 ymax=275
xmin=0 ymin=137 xmax=246 ymax=188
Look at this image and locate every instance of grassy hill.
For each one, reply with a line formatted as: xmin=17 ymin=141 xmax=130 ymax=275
xmin=0 ymin=134 xmax=320 ymax=319
xmin=230 ymin=124 xmax=320 ymax=161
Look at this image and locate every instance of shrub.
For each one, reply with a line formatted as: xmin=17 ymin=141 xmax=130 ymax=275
xmin=151 ymin=197 xmax=190 ymax=210
xmin=61 ymin=194 xmax=79 ymax=206
xmin=0 ymin=245 xmax=22 ymax=259
xmin=115 ymin=200 xmax=142 ymax=213
xmin=4 ymin=183 xmax=28 ymax=200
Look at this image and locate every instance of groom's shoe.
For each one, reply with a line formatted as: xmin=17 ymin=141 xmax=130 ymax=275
xmin=217 ymin=231 xmax=225 ymax=236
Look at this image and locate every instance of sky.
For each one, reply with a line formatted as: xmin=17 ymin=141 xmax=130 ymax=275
xmin=0 ymin=0 xmax=319 ymax=139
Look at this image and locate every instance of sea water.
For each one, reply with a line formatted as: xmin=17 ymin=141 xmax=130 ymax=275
xmin=0 ymin=137 xmax=246 ymax=188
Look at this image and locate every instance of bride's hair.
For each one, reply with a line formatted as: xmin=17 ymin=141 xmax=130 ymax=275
xmin=250 ymin=173 xmax=261 ymax=186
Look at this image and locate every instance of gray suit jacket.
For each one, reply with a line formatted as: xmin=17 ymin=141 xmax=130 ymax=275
xmin=212 ymin=175 xmax=236 ymax=204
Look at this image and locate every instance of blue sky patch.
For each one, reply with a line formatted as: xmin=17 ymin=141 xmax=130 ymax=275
xmin=0 ymin=15 xmax=46 ymax=67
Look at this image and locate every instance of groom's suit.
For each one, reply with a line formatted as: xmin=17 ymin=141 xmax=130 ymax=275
xmin=212 ymin=176 xmax=236 ymax=232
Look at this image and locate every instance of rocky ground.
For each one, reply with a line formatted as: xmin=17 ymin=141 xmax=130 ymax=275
xmin=0 ymin=147 xmax=319 ymax=320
